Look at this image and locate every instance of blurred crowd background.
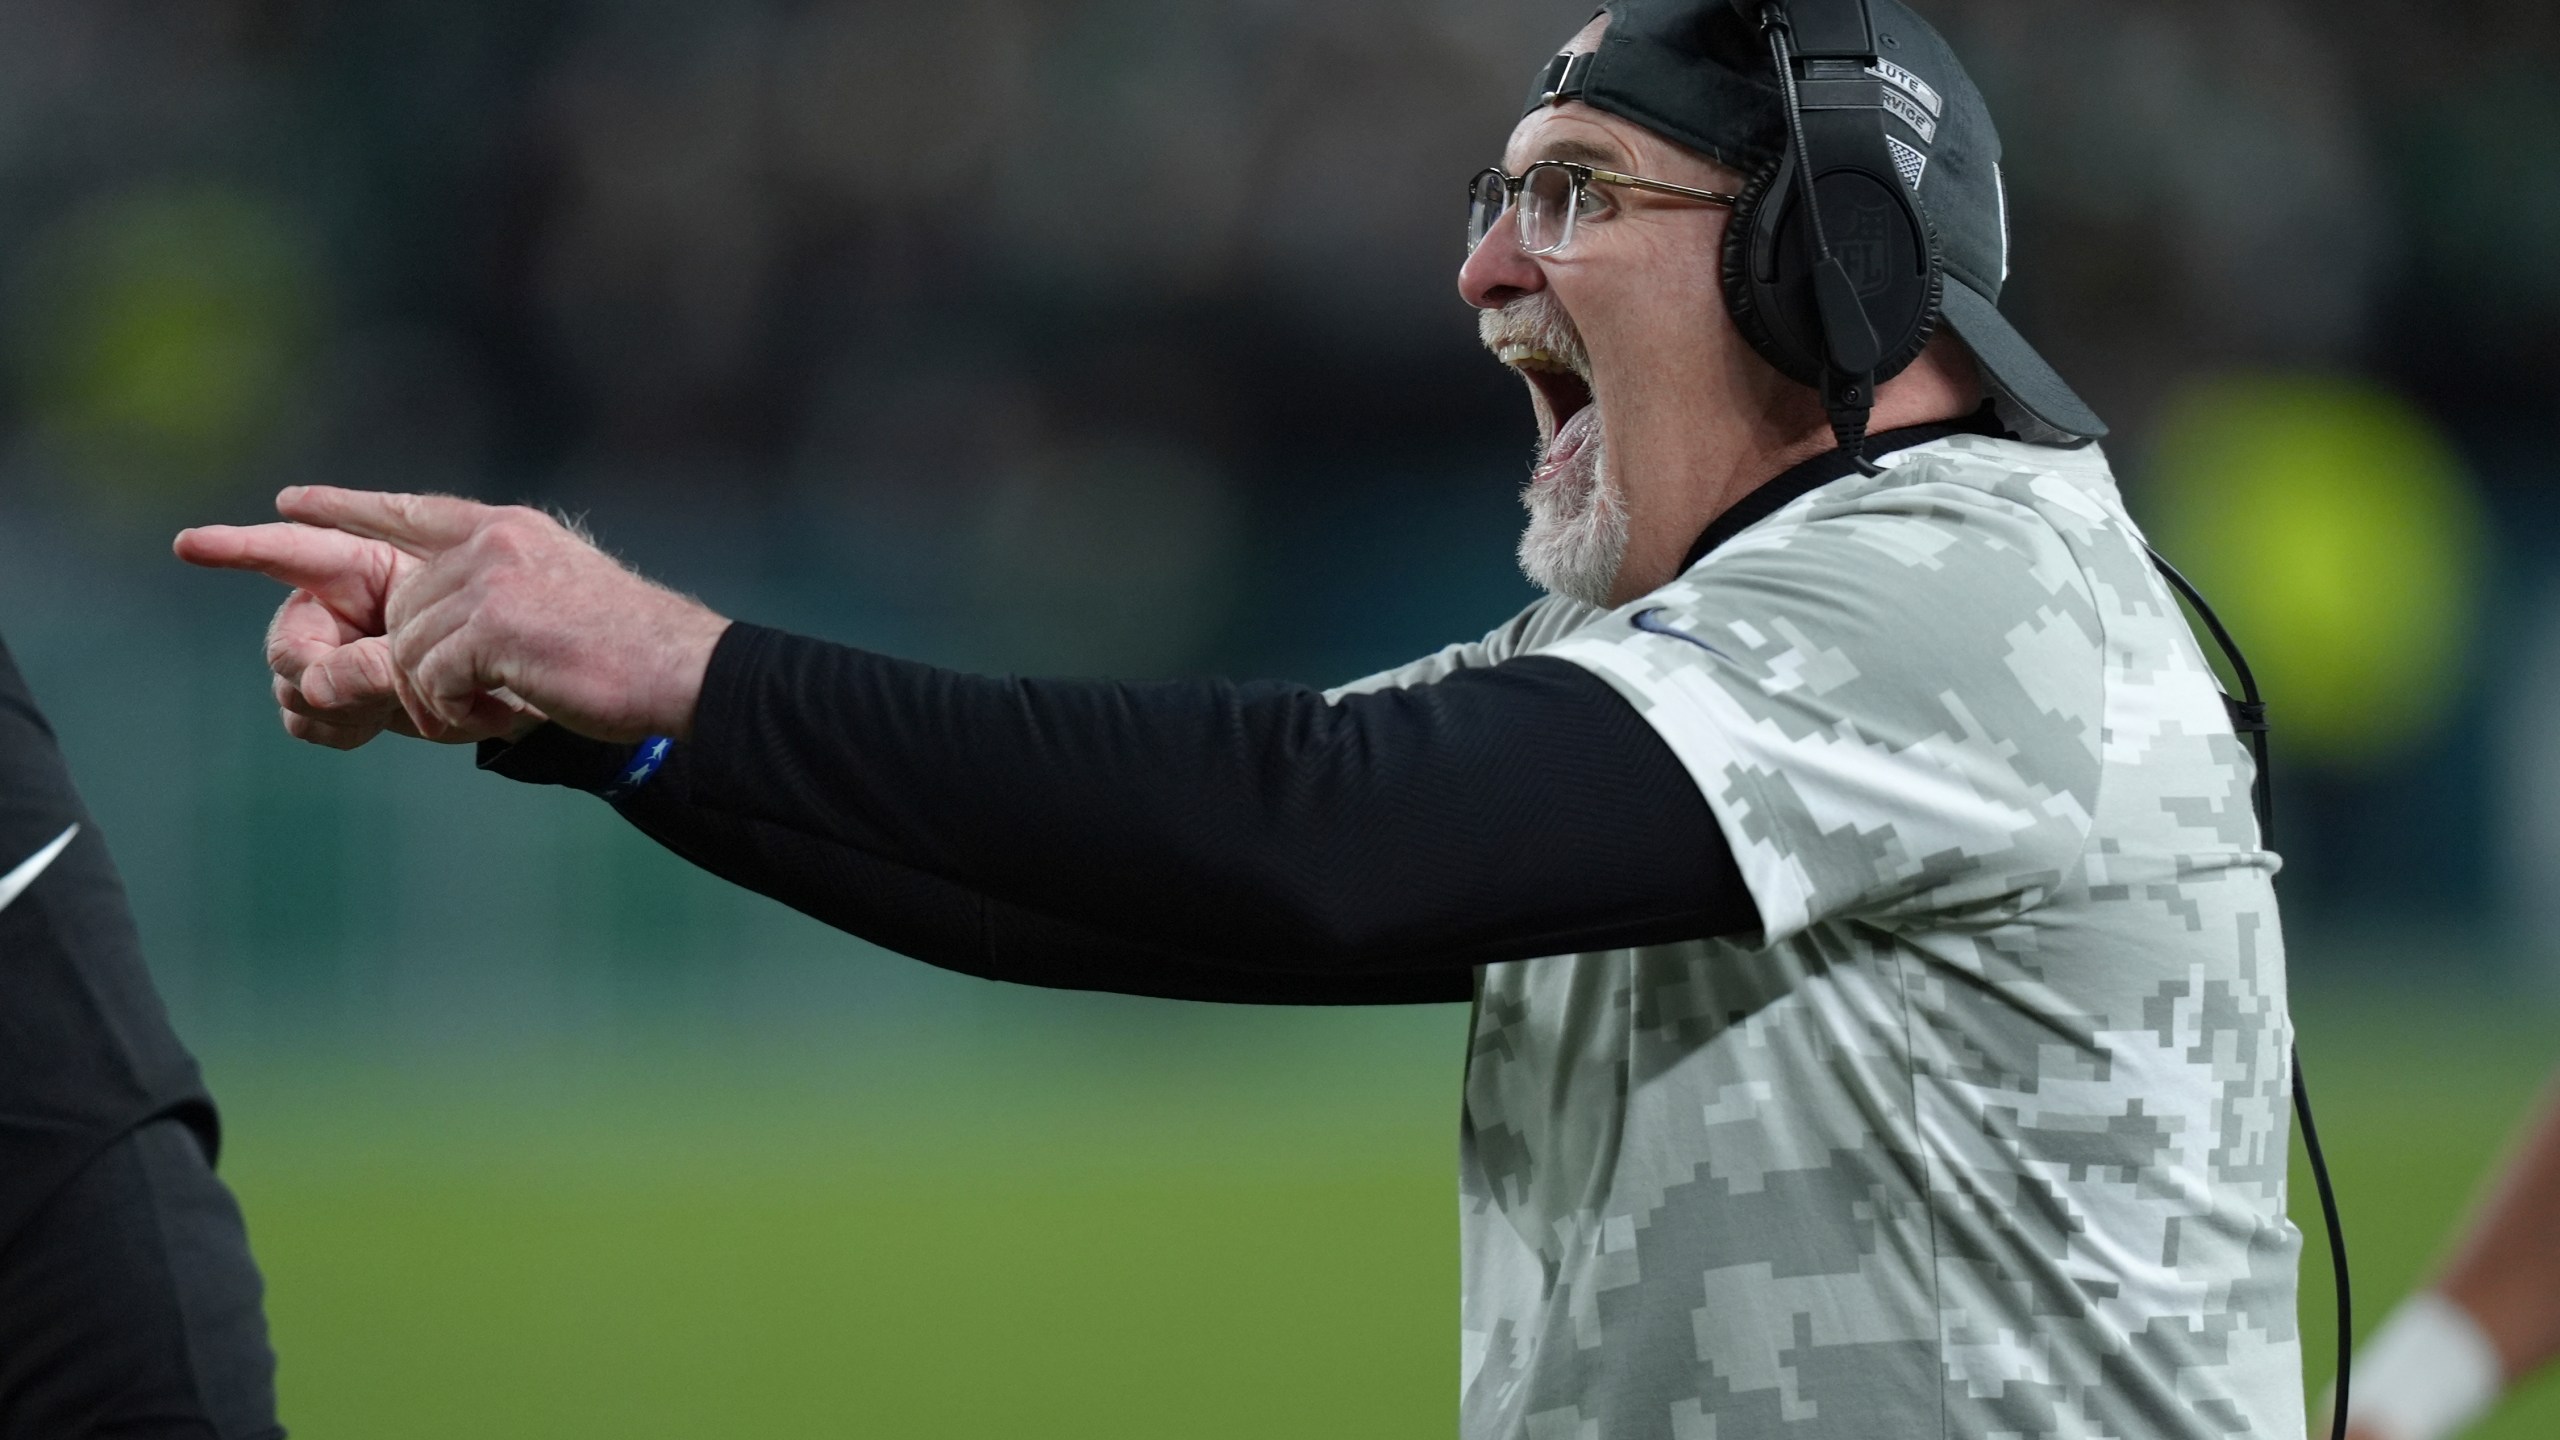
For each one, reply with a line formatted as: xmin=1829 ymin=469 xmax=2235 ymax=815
xmin=5 ymin=0 xmax=2560 ymax=1434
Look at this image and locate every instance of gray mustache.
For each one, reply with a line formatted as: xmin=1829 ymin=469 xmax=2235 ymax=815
xmin=1479 ymin=294 xmax=1590 ymax=373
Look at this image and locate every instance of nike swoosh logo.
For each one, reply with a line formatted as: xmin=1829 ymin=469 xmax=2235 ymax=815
xmin=0 ymin=824 xmax=78 ymax=916
xmin=1631 ymin=607 xmax=1732 ymax=661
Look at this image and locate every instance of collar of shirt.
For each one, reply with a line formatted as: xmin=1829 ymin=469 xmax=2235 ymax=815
xmin=1677 ymin=405 xmax=2009 ymax=572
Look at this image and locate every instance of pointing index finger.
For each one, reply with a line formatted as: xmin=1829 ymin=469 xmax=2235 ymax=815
xmin=174 ymin=522 xmax=395 ymax=624
xmin=275 ymin=486 xmax=485 ymax=554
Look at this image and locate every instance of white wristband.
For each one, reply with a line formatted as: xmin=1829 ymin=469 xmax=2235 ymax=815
xmin=2345 ymin=1292 xmax=2505 ymax=1440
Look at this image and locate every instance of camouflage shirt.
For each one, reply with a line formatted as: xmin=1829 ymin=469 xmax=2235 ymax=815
xmin=1340 ymin=434 xmax=2303 ymax=1440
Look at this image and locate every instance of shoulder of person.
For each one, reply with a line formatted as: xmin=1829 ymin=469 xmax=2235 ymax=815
xmin=1646 ymin=435 xmax=2128 ymax=623
xmin=1534 ymin=435 xmax=2123 ymax=710
xmin=1776 ymin=434 xmax=2126 ymax=547
xmin=1325 ymin=594 xmax=1609 ymax=700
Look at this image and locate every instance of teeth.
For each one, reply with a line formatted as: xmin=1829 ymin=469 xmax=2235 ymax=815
xmin=1498 ymin=346 xmax=1590 ymax=382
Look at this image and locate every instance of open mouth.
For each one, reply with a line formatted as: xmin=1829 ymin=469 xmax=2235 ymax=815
xmin=1494 ymin=344 xmax=1600 ymax=491
xmin=1500 ymin=347 xmax=1594 ymax=447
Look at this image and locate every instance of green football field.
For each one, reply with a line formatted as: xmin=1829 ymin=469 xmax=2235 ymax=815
xmin=206 ymin=996 xmax=2560 ymax=1438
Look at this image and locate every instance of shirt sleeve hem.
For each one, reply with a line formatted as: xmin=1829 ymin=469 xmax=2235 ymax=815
xmin=1538 ymin=629 xmax=1811 ymax=946
xmin=475 ymin=725 xmax=632 ymax=792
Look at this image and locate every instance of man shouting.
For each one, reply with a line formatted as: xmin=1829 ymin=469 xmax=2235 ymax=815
xmin=177 ymin=1 xmax=2305 ymax=1435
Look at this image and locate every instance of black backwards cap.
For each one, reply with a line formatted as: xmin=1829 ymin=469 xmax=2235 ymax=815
xmin=1522 ymin=0 xmax=2105 ymax=443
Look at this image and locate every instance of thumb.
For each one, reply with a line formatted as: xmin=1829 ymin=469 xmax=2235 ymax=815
xmin=299 ymin=636 xmax=403 ymax=714
xmin=266 ymin=590 xmax=359 ymax=682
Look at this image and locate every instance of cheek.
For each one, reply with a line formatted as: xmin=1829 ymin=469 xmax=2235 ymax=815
xmin=1642 ymin=233 xmax=1737 ymax=337
xmin=1564 ymin=267 xmax=1731 ymax=398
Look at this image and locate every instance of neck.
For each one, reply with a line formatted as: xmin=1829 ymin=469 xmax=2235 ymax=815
xmin=1600 ymin=343 xmax=1984 ymax=605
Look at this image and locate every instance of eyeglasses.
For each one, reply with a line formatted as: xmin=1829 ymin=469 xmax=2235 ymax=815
xmin=1466 ymin=161 xmax=1739 ymax=257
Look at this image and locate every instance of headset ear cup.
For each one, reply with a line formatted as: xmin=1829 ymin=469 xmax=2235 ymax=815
xmin=1720 ymin=157 xmax=1947 ymax=389
xmin=1883 ymin=201 xmax=1944 ymax=383
xmin=1720 ymin=159 xmax=1817 ymax=386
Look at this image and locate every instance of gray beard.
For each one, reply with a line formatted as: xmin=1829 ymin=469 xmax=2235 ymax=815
xmin=1517 ymin=428 xmax=1627 ymax=609
xmin=1481 ymin=292 xmax=1628 ymax=608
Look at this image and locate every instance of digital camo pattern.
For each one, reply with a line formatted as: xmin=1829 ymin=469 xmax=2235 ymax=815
xmin=1369 ymin=436 xmax=2302 ymax=1440
xmin=1325 ymin=594 xmax=1605 ymax=701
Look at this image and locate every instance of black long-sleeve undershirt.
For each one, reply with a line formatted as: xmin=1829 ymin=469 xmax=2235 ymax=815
xmin=482 ymin=627 xmax=1759 ymax=1003
xmin=618 ymin=783 xmax=1478 ymax=1005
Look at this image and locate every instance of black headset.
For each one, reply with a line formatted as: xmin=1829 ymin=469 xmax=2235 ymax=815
xmin=1721 ymin=0 xmax=1940 ymax=472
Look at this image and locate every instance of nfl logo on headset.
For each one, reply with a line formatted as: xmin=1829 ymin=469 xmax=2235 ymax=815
xmin=1831 ymin=188 xmax=1896 ymax=296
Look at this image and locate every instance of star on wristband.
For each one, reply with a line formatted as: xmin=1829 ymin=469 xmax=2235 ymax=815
xmin=599 ymin=735 xmax=674 ymax=803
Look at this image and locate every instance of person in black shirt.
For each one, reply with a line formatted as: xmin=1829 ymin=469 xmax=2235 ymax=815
xmin=0 ymin=637 xmax=284 ymax=1440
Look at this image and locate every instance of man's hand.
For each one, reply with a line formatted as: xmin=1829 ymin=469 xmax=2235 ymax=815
xmin=177 ymin=488 xmax=731 ymax=748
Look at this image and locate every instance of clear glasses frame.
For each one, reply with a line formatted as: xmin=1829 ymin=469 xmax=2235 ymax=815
xmin=1467 ymin=161 xmax=1739 ymax=257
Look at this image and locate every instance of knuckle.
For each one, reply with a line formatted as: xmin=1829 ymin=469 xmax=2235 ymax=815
xmin=482 ymin=509 xmax=553 ymax=563
xmin=421 ymin=656 xmax=471 ymax=704
xmin=472 ymin=609 xmax=516 ymax=653
xmin=353 ymin=641 xmax=397 ymax=689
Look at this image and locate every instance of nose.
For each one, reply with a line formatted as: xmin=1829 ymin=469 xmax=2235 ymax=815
xmin=1459 ymin=209 xmax=1546 ymax=311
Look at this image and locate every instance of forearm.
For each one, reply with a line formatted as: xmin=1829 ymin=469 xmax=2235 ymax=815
xmin=672 ymin=624 xmax=1756 ymax=968
xmin=482 ymin=727 xmax=1471 ymax=1005
xmin=2338 ymin=1072 xmax=2560 ymax=1440
xmin=2437 ymin=1072 xmax=2560 ymax=1379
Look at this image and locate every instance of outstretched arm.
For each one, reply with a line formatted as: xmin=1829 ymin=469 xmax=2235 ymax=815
xmin=485 ymin=725 xmax=1472 ymax=1006
xmin=2434 ymin=1073 xmax=2560 ymax=1379
xmin=656 ymin=623 xmax=1749 ymax=970
xmin=2334 ymin=1071 xmax=2560 ymax=1440
xmin=473 ymin=631 xmax=1755 ymax=975
xmin=177 ymin=487 xmax=1760 ymax=987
